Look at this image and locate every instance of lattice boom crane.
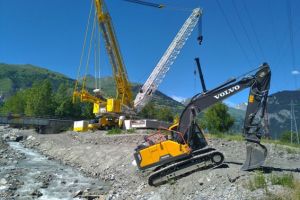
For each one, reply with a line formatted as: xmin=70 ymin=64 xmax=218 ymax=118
xmin=134 ymin=8 xmax=202 ymax=111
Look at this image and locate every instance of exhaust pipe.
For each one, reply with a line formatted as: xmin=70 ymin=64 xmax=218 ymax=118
xmin=241 ymin=141 xmax=267 ymax=171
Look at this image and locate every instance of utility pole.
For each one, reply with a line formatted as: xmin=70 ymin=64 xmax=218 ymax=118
xmin=292 ymin=102 xmax=299 ymax=144
xmin=264 ymin=106 xmax=270 ymax=139
xmin=290 ymin=100 xmax=300 ymax=144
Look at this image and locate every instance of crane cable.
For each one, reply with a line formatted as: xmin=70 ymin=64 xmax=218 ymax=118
xmin=241 ymin=1 xmax=266 ymax=61
xmin=232 ymin=0 xmax=259 ymax=61
xmin=124 ymin=0 xmax=164 ymax=8
xmin=75 ymin=0 xmax=94 ymax=93
xmin=286 ymin=0 xmax=298 ymax=88
xmin=124 ymin=0 xmax=193 ymax=12
xmin=274 ymin=26 xmax=300 ymax=73
xmin=215 ymin=0 xmax=251 ymax=66
xmin=94 ymin=27 xmax=98 ymax=90
xmin=97 ymin=24 xmax=101 ymax=90
xmin=93 ymin=22 xmax=101 ymax=90
xmin=286 ymin=0 xmax=295 ymax=68
xmin=82 ymin=11 xmax=97 ymax=91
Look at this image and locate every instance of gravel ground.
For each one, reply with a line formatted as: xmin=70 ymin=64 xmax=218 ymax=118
xmin=1 ymin=126 xmax=300 ymax=200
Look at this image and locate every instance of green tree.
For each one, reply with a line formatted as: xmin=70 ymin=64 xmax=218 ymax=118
xmin=80 ymin=103 xmax=94 ymax=119
xmin=156 ymin=107 xmax=174 ymax=122
xmin=280 ymin=131 xmax=298 ymax=143
xmin=53 ymin=84 xmax=75 ymax=118
xmin=139 ymin=102 xmax=157 ymax=119
xmin=25 ymin=80 xmax=55 ymax=116
xmin=0 ymin=90 xmax=28 ymax=114
xmin=138 ymin=102 xmax=174 ymax=122
xmin=201 ymin=102 xmax=234 ymax=133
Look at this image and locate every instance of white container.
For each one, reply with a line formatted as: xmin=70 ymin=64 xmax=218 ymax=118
xmin=73 ymin=120 xmax=89 ymax=132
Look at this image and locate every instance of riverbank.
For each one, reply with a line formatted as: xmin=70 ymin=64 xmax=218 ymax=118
xmin=0 ymin=126 xmax=110 ymax=200
xmin=1 ymin=126 xmax=300 ymax=200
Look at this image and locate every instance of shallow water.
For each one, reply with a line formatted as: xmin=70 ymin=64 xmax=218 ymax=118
xmin=0 ymin=142 xmax=109 ymax=200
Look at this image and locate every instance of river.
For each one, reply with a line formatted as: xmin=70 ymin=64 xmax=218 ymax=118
xmin=0 ymin=141 xmax=109 ymax=199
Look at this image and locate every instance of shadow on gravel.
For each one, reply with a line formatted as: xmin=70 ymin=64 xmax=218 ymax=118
xmin=261 ymin=166 xmax=300 ymax=174
xmin=214 ymin=163 xmax=229 ymax=168
xmin=224 ymin=161 xmax=243 ymax=165
xmin=223 ymin=162 xmax=300 ymax=173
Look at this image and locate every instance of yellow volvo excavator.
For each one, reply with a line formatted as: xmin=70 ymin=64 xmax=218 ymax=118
xmin=134 ymin=63 xmax=271 ymax=186
xmin=73 ymin=0 xmax=133 ymax=129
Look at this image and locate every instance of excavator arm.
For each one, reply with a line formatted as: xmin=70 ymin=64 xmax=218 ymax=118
xmin=177 ymin=63 xmax=271 ymax=170
xmin=179 ymin=63 xmax=271 ymax=145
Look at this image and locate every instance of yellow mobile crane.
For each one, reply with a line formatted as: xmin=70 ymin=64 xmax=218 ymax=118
xmin=94 ymin=0 xmax=132 ymax=110
xmin=73 ymin=0 xmax=133 ymax=130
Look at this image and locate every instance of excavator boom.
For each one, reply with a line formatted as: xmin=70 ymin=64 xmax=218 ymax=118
xmin=178 ymin=63 xmax=271 ymax=170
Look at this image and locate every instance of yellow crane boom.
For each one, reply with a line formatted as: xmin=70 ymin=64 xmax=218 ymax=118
xmin=95 ymin=0 xmax=133 ymax=108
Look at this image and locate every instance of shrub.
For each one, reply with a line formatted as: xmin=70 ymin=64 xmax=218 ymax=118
xmin=247 ymin=171 xmax=267 ymax=192
xmin=270 ymin=173 xmax=294 ymax=188
xmin=107 ymin=128 xmax=122 ymax=135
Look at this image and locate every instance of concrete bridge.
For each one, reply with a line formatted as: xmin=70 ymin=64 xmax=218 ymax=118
xmin=0 ymin=115 xmax=73 ymax=134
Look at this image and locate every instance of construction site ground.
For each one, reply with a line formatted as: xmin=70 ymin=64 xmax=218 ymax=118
xmin=1 ymin=126 xmax=300 ymax=200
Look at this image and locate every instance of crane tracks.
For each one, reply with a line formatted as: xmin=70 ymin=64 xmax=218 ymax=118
xmin=148 ymin=147 xmax=224 ymax=186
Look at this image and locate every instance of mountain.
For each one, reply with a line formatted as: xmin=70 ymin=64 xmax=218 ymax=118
xmin=228 ymin=107 xmax=246 ymax=132
xmin=267 ymin=90 xmax=300 ymax=139
xmin=220 ymin=91 xmax=300 ymax=138
xmin=2 ymin=63 xmax=296 ymax=137
xmin=229 ymin=90 xmax=300 ymax=139
xmin=84 ymin=75 xmax=184 ymax=113
xmin=87 ymin=77 xmax=299 ymax=137
xmin=0 ymin=63 xmax=184 ymax=113
xmin=235 ymin=102 xmax=247 ymax=111
xmin=0 ymin=63 xmax=74 ymax=97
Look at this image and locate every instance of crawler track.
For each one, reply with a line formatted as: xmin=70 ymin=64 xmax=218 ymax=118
xmin=148 ymin=147 xmax=225 ymax=186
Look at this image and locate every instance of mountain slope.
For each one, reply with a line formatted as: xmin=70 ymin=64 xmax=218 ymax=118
xmin=84 ymin=75 xmax=184 ymax=113
xmin=0 ymin=63 xmax=74 ymax=97
xmin=3 ymin=63 xmax=296 ymax=137
xmin=267 ymin=90 xmax=300 ymax=139
xmin=0 ymin=63 xmax=184 ymax=113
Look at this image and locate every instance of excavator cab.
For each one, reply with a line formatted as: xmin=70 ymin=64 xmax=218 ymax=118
xmin=170 ymin=122 xmax=207 ymax=150
xmin=187 ymin=122 xmax=208 ymax=150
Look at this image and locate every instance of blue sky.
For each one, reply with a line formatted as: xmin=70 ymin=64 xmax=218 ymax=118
xmin=1 ymin=0 xmax=299 ymax=105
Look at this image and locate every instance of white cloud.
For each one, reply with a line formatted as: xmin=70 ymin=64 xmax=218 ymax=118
xmin=171 ymin=95 xmax=186 ymax=103
xmin=291 ymin=70 xmax=300 ymax=75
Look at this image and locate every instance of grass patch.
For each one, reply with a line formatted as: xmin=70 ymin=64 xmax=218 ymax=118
xmin=107 ymin=128 xmax=122 ymax=135
xmin=270 ymin=173 xmax=295 ymax=188
xmin=206 ymin=132 xmax=300 ymax=149
xmin=247 ymin=171 xmax=268 ymax=192
xmin=245 ymin=171 xmax=300 ymax=200
xmin=262 ymin=138 xmax=300 ymax=149
xmin=126 ymin=128 xmax=136 ymax=134
xmin=246 ymin=172 xmax=300 ymax=200
xmin=293 ymin=180 xmax=300 ymax=200
xmin=285 ymin=147 xmax=298 ymax=154
xmin=205 ymin=133 xmax=244 ymax=141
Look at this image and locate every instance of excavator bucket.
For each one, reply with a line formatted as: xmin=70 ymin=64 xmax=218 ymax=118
xmin=241 ymin=141 xmax=267 ymax=171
